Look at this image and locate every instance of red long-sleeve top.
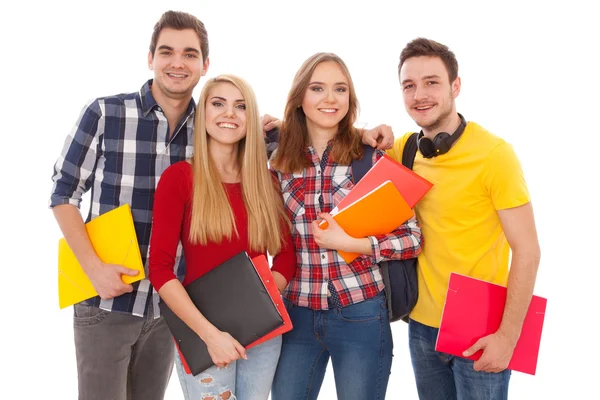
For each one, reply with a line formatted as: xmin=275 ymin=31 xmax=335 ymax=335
xmin=149 ymin=161 xmax=296 ymax=291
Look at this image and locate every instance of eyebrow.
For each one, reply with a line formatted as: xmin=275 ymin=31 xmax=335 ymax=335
xmin=309 ymin=81 xmax=348 ymax=86
xmin=210 ymin=96 xmax=245 ymax=102
xmin=401 ymin=75 xmax=441 ymax=85
xmin=157 ymin=45 xmax=200 ymax=54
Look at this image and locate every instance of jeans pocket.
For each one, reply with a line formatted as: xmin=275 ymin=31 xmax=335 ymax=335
xmin=73 ymin=303 xmax=110 ymax=327
xmin=338 ymin=295 xmax=384 ymax=323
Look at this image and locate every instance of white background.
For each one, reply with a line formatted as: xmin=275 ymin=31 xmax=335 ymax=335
xmin=1 ymin=0 xmax=598 ymax=398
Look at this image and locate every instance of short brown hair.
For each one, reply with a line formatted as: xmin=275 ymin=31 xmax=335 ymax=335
xmin=149 ymin=11 xmax=209 ymax=59
xmin=398 ymin=38 xmax=458 ymax=82
xmin=271 ymin=53 xmax=362 ymax=174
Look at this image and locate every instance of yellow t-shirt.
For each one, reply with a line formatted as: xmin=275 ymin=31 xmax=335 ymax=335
xmin=387 ymin=122 xmax=530 ymax=328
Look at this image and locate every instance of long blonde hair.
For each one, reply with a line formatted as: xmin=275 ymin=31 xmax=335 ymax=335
xmin=271 ymin=52 xmax=363 ymax=173
xmin=189 ymin=74 xmax=290 ymax=254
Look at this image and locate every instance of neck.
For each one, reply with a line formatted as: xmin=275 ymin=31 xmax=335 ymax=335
xmin=208 ymin=139 xmax=240 ymax=183
xmin=307 ymin=122 xmax=337 ymax=157
xmin=422 ymin=111 xmax=462 ymax=139
xmin=151 ymin=84 xmax=192 ymax=137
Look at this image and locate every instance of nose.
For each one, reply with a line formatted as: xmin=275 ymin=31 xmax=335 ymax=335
xmin=413 ymin=84 xmax=427 ymax=101
xmin=325 ymin=88 xmax=335 ymax=103
xmin=224 ymin=106 xmax=236 ymax=118
xmin=171 ymin=54 xmax=185 ymax=69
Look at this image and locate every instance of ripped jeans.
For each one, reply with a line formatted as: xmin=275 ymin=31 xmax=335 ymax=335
xmin=174 ymin=335 xmax=282 ymax=400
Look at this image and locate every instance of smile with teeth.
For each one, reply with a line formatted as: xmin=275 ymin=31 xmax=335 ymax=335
xmin=167 ymin=73 xmax=188 ymax=79
xmin=415 ymin=105 xmax=434 ymax=111
xmin=319 ymin=108 xmax=337 ymax=113
xmin=217 ymin=122 xmax=238 ymax=129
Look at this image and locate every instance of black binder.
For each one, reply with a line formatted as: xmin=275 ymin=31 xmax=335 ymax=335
xmin=159 ymin=251 xmax=284 ymax=375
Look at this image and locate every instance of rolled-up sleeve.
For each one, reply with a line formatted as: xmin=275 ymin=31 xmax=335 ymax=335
xmin=368 ymin=216 xmax=423 ymax=263
xmin=49 ymin=99 xmax=103 ymax=208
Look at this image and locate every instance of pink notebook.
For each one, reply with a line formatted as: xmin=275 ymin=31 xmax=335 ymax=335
xmin=337 ymin=154 xmax=432 ymax=212
xmin=436 ymin=273 xmax=547 ymax=375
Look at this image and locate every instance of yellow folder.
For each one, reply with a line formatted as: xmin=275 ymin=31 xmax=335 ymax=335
xmin=58 ymin=204 xmax=145 ymax=309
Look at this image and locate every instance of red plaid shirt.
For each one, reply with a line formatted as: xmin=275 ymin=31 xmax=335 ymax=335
xmin=273 ymin=146 xmax=423 ymax=310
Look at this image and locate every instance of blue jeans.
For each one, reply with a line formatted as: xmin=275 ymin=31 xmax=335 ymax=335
xmin=271 ymin=291 xmax=393 ymax=400
xmin=174 ymin=335 xmax=282 ymax=400
xmin=409 ymin=319 xmax=511 ymax=400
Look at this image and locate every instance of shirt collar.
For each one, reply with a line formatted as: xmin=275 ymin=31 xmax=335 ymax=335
xmin=139 ymin=79 xmax=196 ymax=119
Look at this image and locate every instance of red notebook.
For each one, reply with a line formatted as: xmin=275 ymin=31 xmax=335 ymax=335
xmin=336 ymin=154 xmax=433 ymax=212
xmin=436 ymin=273 xmax=547 ymax=375
xmin=177 ymin=255 xmax=292 ymax=374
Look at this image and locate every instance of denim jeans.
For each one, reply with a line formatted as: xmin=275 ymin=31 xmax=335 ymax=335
xmin=409 ymin=319 xmax=511 ymax=400
xmin=271 ymin=291 xmax=393 ymax=400
xmin=73 ymin=302 xmax=174 ymax=400
xmin=175 ymin=335 xmax=282 ymax=400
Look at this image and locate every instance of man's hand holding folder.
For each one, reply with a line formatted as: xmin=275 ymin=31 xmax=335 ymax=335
xmin=57 ymin=204 xmax=146 ymax=309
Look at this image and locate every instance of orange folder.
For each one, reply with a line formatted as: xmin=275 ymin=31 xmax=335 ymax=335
xmin=320 ymin=180 xmax=414 ymax=263
xmin=336 ymin=154 xmax=433 ymax=213
xmin=177 ymin=254 xmax=293 ymax=375
xmin=436 ymin=273 xmax=547 ymax=375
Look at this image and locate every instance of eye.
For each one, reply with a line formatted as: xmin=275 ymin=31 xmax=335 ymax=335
xmin=427 ymin=81 xmax=438 ymax=85
xmin=160 ymin=51 xmax=172 ymax=56
xmin=235 ymin=103 xmax=246 ymax=110
xmin=335 ymin=87 xmax=347 ymax=93
xmin=211 ymin=101 xmax=224 ymax=107
xmin=185 ymin=54 xmax=198 ymax=59
xmin=309 ymin=86 xmax=323 ymax=92
xmin=403 ymin=84 xmax=414 ymax=90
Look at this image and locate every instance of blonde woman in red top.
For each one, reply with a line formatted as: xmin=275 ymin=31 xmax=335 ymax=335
xmin=149 ymin=74 xmax=296 ymax=400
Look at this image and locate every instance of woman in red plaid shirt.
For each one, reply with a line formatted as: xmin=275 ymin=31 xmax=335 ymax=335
xmin=270 ymin=53 xmax=423 ymax=400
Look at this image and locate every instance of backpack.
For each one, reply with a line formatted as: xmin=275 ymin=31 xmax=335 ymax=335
xmin=351 ymin=133 xmax=419 ymax=323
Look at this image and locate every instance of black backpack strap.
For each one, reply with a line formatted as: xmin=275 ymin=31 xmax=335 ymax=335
xmin=402 ymin=132 xmax=419 ymax=170
xmin=351 ymin=145 xmax=376 ymax=184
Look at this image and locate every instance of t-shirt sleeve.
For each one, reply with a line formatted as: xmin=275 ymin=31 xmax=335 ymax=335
xmin=148 ymin=163 xmax=189 ymax=291
xmin=483 ymin=142 xmax=531 ymax=210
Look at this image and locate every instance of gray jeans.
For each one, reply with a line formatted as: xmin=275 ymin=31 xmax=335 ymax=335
xmin=73 ymin=302 xmax=174 ymax=400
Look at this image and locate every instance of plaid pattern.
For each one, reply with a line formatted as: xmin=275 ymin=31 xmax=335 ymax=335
xmin=274 ymin=146 xmax=422 ymax=310
xmin=50 ymin=80 xmax=195 ymax=318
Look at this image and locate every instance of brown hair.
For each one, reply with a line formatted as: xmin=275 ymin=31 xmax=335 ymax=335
xmin=271 ymin=53 xmax=362 ymax=174
xmin=398 ymin=38 xmax=458 ymax=83
xmin=149 ymin=10 xmax=209 ymax=60
xmin=189 ymin=75 xmax=290 ymax=255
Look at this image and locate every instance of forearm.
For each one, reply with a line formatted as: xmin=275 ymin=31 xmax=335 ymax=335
xmin=338 ymin=237 xmax=372 ymax=255
xmin=53 ymin=204 xmax=101 ymax=272
xmin=158 ymin=279 xmax=218 ymax=341
xmin=498 ymin=250 xmax=541 ymax=343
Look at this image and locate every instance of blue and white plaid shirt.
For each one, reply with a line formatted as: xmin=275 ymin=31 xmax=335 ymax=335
xmin=50 ymin=80 xmax=194 ymax=318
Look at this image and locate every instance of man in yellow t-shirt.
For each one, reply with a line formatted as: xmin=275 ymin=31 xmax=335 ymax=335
xmin=387 ymin=38 xmax=541 ymax=399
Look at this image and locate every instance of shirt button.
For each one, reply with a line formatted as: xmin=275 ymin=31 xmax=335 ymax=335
xmin=321 ymin=254 xmax=326 ymax=259
xmin=317 ymin=190 xmax=321 ymax=195
xmin=317 ymin=170 xmax=321 ymax=174
xmin=157 ymin=107 xmax=162 ymax=112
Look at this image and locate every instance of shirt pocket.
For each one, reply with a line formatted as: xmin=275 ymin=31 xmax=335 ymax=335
xmin=281 ymin=177 xmax=306 ymax=220
xmin=331 ymin=173 xmax=354 ymax=207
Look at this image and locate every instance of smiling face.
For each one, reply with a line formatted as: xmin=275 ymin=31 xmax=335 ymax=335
xmin=205 ymin=82 xmax=247 ymax=147
xmin=301 ymin=61 xmax=350 ymax=136
xmin=400 ymin=55 xmax=460 ymax=133
xmin=148 ymin=28 xmax=209 ymax=101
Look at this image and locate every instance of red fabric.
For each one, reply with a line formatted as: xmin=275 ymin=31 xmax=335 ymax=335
xmin=149 ymin=161 xmax=296 ymax=291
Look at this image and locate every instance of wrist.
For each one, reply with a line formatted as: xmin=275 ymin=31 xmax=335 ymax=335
xmin=198 ymin=323 xmax=220 ymax=343
xmin=497 ymin=326 xmax=520 ymax=347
